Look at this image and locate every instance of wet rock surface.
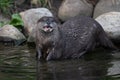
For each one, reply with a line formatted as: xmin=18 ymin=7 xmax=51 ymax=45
xmin=95 ymin=12 xmax=120 ymax=43
xmin=0 ymin=25 xmax=26 ymax=45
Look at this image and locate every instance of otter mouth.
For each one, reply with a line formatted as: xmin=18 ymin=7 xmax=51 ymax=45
xmin=43 ymin=26 xmax=53 ymax=32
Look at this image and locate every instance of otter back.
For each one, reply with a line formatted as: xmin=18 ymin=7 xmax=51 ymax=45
xmin=47 ymin=16 xmax=116 ymax=60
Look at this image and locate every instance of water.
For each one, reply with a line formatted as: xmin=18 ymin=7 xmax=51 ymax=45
xmin=0 ymin=45 xmax=36 ymax=80
xmin=0 ymin=45 xmax=120 ymax=80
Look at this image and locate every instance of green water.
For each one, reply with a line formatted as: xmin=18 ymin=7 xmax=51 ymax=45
xmin=0 ymin=45 xmax=120 ymax=80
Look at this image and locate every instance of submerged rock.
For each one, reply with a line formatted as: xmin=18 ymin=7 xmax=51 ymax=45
xmin=0 ymin=25 xmax=26 ymax=45
xmin=20 ymin=8 xmax=53 ymax=42
xmin=95 ymin=12 xmax=120 ymax=43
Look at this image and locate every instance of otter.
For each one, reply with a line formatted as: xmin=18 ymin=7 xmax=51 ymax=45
xmin=35 ymin=16 xmax=61 ymax=60
xmin=35 ymin=16 xmax=116 ymax=61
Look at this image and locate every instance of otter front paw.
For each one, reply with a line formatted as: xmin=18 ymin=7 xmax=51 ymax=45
xmin=46 ymin=52 xmax=54 ymax=61
xmin=36 ymin=49 xmax=42 ymax=60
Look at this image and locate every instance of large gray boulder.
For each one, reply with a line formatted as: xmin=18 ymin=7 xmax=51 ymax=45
xmin=58 ymin=0 xmax=93 ymax=21
xmin=95 ymin=12 xmax=120 ymax=42
xmin=0 ymin=25 xmax=26 ymax=45
xmin=20 ymin=8 xmax=53 ymax=42
xmin=94 ymin=0 xmax=120 ymax=18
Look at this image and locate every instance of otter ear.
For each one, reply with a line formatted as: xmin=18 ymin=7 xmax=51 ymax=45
xmin=53 ymin=17 xmax=61 ymax=24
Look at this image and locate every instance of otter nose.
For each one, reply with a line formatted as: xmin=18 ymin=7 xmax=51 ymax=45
xmin=46 ymin=21 xmax=51 ymax=25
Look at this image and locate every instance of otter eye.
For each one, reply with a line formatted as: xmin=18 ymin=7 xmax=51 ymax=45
xmin=50 ymin=21 xmax=57 ymax=27
xmin=46 ymin=20 xmax=50 ymax=25
xmin=51 ymin=19 xmax=56 ymax=23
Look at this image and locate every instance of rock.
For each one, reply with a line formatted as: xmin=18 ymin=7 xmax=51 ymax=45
xmin=0 ymin=25 xmax=26 ymax=45
xmin=86 ymin=0 xmax=99 ymax=6
xmin=58 ymin=0 xmax=93 ymax=21
xmin=95 ymin=12 xmax=120 ymax=42
xmin=20 ymin=8 xmax=53 ymax=42
xmin=93 ymin=0 xmax=120 ymax=18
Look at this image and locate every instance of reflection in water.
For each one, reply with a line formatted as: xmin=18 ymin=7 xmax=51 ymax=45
xmin=37 ymin=60 xmax=109 ymax=80
xmin=0 ymin=45 xmax=36 ymax=80
xmin=36 ymin=48 xmax=120 ymax=80
xmin=108 ymin=61 xmax=120 ymax=75
xmin=0 ymin=45 xmax=120 ymax=80
xmin=107 ymin=51 xmax=120 ymax=79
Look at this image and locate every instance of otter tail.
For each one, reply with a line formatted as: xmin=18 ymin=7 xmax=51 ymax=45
xmin=98 ymin=30 xmax=117 ymax=50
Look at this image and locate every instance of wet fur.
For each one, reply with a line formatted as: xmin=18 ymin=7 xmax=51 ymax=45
xmin=46 ymin=16 xmax=116 ymax=60
xmin=36 ymin=16 xmax=116 ymax=61
xmin=35 ymin=17 xmax=60 ymax=60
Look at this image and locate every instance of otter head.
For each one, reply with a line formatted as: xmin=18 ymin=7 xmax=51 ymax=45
xmin=37 ymin=16 xmax=57 ymax=33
